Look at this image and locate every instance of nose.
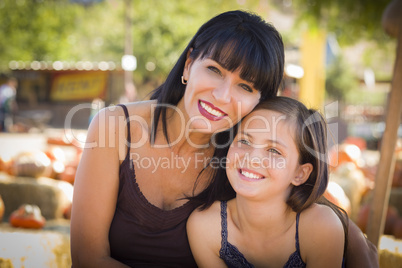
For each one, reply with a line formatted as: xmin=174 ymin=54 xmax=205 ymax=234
xmin=212 ymin=81 xmax=231 ymax=104
xmin=248 ymin=147 xmax=268 ymax=168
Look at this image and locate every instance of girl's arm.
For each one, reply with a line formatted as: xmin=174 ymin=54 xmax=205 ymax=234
xmin=70 ymin=107 xmax=129 ymax=267
xmin=301 ymin=205 xmax=345 ymax=268
xmin=187 ymin=203 xmax=227 ymax=268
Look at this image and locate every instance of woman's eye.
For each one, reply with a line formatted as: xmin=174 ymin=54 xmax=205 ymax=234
xmin=238 ymin=139 xmax=250 ymax=145
xmin=268 ymin=148 xmax=281 ymax=155
xmin=240 ymin=83 xmax=253 ymax=93
xmin=207 ymin=66 xmax=221 ymax=75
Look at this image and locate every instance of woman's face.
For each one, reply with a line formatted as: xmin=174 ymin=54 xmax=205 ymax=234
xmin=179 ymin=56 xmax=261 ymax=134
xmin=226 ymin=109 xmax=304 ymax=201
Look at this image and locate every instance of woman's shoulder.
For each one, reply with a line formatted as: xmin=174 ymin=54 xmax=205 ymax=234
xmin=86 ymin=100 xmax=156 ymax=156
xmin=124 ymin=99 xmax=157 ymax=112
xmin=109 ymin=100 xmax=157 ymax=119
xmin=90 ymin=100 xmax=155 ymax=124
xmin=94 ymin=100 xmax=156 ymax=131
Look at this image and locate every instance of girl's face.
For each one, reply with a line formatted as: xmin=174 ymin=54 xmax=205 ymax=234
xmin=179 ymin=56 xmax=261 ymax=134
xmin=226 ymin=109 xmax=311 ymax=201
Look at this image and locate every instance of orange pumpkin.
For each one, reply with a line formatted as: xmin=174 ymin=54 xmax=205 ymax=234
xmin=323 ymin=181 xmax=351 ymax=215
xmin=0 ymin=157 xmax=4 ymax=172
xmin=0 ymin=195 xmax=4 ymax=222
xmin=344 ymin=136 xmax=367 ymax=151
xmin=329 ymin=144 xmax=361 ymax=170
xmin=392 ymin=159 xmax=402 ymax=188
xmin=63 ymin=203 xmax=72 ymax=219
xmin=59 ymin=165 xmax=76 ymax=185
xmin=12 ymin=152 xmax=51 ymax=178
xmin=47 ymin=136 xmax=72 ymax=146
xmin=9 ymin=204 xmax=46 ymax=229
xmin=4 ymin=158 xmax=15 ymax=176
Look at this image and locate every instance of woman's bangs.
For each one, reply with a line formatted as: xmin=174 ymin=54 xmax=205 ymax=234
xmin=199 ymin=37 xmax=269 ymax=92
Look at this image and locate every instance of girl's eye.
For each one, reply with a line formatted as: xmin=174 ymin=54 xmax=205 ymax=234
xmin=268 ymin=148 xmax=281 ymax=155
xmin=239 ymin=83 xmax=253 ymax=93
xmin=207 ymin=66 xmax=222 ymax=76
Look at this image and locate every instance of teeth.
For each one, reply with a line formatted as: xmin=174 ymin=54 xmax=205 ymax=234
xmin=241 ymin=170 xmax=263 ymax=179
xmin=200 ymin=101 xmax=224 ymax=117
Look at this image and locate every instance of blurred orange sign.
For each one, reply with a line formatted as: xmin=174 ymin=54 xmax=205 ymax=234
xmin=51 ymin=71 xmax=107 ymax=101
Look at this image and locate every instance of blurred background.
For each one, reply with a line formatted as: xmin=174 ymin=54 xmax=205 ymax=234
xmin=0 ymin=0 xmax=401 ymax=267
xmin=0 ymin=0 xmax=397 ymax=132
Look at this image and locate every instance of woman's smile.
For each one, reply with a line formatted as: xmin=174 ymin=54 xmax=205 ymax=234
xmin=180 ymin=57 xmax=261 ymax=133
xmin=198 ymin=99 xmax=228 ymax=121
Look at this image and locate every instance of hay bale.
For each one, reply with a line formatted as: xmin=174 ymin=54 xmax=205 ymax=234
xmin=379 ymin=235 xmax=402 ymax=268
xmin=0 ymin=174 xmax=73 ymax=220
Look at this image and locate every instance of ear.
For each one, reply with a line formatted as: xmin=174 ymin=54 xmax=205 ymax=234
xmin=183 ymin=48 xmax=194 ymax=80
xmin=291 ymin=163 xmax=313 ymax=186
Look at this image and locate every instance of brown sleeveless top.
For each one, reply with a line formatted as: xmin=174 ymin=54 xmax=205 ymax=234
xmin=108 ymin=104 xmax=198 ymax=268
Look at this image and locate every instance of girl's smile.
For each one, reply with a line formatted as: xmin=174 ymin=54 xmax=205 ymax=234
xmin=238 ymin=168 xmax=266 ymax=181
xmin=226 ymin=109 xmax=301 ymax=199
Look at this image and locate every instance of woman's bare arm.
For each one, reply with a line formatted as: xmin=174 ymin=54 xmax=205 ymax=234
xmin=70 ymin=107 xmax=129 ymax=267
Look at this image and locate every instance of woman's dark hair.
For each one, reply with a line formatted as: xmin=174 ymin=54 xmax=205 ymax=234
xmin=150 ymin=10 xmax=284 ymax=144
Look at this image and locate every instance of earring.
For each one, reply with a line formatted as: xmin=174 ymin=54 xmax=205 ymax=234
xmin=181 ymin=76 xmax=187 ymax=85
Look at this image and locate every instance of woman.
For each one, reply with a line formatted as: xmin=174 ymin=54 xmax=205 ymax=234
xmin=187 ymin=97 xmax=347 ymax=267
xmin=71 ymin=10 xmax=284 ymax=267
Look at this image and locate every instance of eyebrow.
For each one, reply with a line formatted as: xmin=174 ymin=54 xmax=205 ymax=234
xmin=207 ymin=58 xmax=256 ymax=85
xmin=241 ymin=130 xmax=288 ymax=148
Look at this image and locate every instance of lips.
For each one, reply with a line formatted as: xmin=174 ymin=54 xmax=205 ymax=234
xmin=198 ymin=100 xmax=227 ymax=121
xmin=238 ymin=168 xmax=265 ymax=182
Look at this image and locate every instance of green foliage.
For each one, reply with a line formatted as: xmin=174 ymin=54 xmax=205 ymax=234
xmin=325 ymin=56 xmax=358 ymax=101
xmin=344 ymin=87 xmax=387 ymax=106
xmin=0 ymin=0 xmax=82 ymax=64
xmin=0 ymin=0 xmax=263 ymax=95
xmin=130 ymin=0 xmax=262 ymax=89
xmin=361 ymin=41 xmax=396 ymax=81
xmin=325 ymin=55 xmax=387 ymax=106
xmin=292 ymin=0 xmax=393 ymax=45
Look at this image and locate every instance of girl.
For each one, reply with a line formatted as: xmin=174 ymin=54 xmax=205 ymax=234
xmin=187 ymin=96 xmax=348 ymax=267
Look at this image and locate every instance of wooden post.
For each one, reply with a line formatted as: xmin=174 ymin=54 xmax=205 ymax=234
xmin=366 ymin=0 xmax=402 ymax=247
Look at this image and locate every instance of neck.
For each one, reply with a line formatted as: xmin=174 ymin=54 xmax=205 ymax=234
xmin=233 ymin=196 xmax=295 ymax=235
xmin=154 ymin=105 xmax=215 ymax=156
